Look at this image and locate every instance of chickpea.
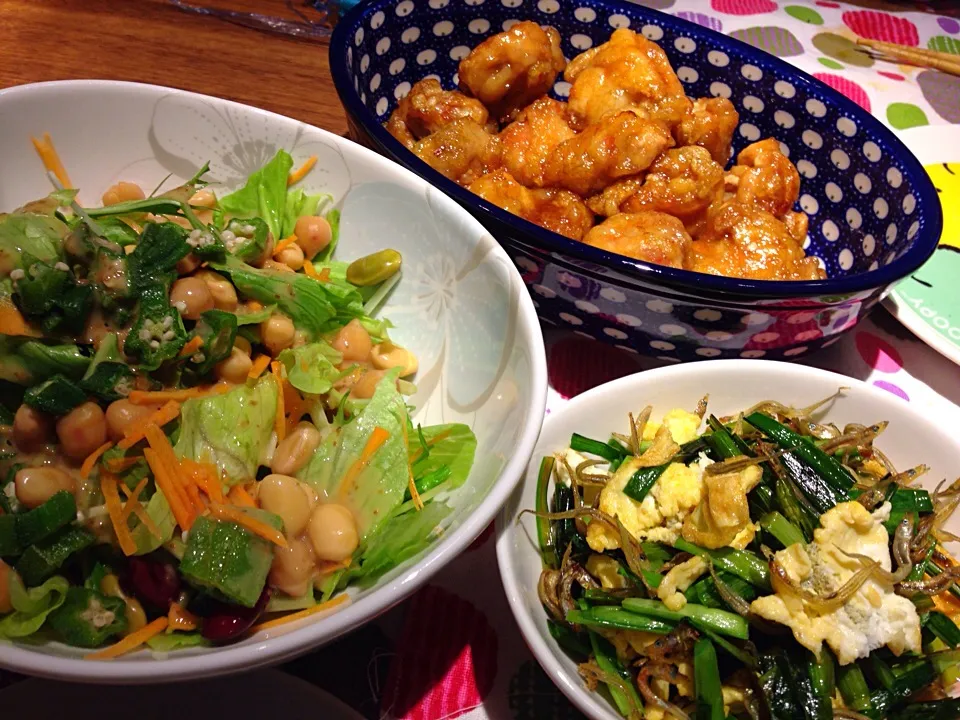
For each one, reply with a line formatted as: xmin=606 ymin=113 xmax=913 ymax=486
xmin=370 ymin=341 xmax=418 ymax=378
xmin=169 ymin=277 xmax=214 ymax=321
xmin=271 ymin=423 xmax=322 ymax=476
xmin=105 ymin=399 xmax=162 ymax=443
xmin=56 ymin=402 xmax=108 ymax=461
xmin=101 ymin=181 xmax=145 ymax=207
xmin=275 ymin=243 xmax=305 ymax=271
xmin=0 ymin=560 xmax=14 ymax=614
xmin=15 ymin=466 xmax=75 ymax=509
xmin=331 ymin=319 xmax=372 ymax=363
xmin=269 ymin=538 xmax=317 ymax=597
xmin=352 ymin=369 xmax=386 ymax=399
xmin=251 ymin=234 xmax=275 ymax=268
xmin=258 ymin=474 xmax=317 ymax=536
xmin=194 ymin=270 xmax=238 ymax=312
xmin=214 ymin=347 xmax=253 ymax=384
xmin=308 ymin=503 xmax=359 ymax=562
xmin=294 ymin=215 xmax=332 ymax=260
xmin=261 ymin=313 xmax=295 ymax=356
xmin=233 ymin=336 xmax=252 ymax=356
xmin=176 ymin=253 xmax=202 ymax=276
xmin=293 ymin=330 xmax=309 ymax=348
xmin=188 ymin=188 xmax=217 ymax=209
xmin=12 ymin=404 xmax=53 ymax=452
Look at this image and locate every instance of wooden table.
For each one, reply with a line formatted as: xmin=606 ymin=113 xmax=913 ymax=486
xmin=0 ymin=0 xmax=348 ymax=136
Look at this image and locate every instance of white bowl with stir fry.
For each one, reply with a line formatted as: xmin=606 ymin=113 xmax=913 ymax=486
xmin=497 ymin=360 xmax=960 ymax=720
xmin=0 ymin=80 xmax=547 ymax=682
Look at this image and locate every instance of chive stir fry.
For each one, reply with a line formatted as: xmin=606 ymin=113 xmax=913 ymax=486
xmin=531 ymin=396 xmax=960 ymax=719
xmin=0 ymin=142 xmax=476 ymax=656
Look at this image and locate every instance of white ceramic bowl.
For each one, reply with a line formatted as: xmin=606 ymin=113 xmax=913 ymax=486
xmin=0 ymin=80 xmax=548 ymax=683
xmin=496 ymin=359 xmax=960 ymax=720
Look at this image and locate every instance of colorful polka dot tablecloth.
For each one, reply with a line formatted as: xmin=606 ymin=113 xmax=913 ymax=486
xmin=4 ymin=0 xmax=960 ymax=716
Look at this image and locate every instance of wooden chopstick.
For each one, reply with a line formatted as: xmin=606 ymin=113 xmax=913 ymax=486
xmin=856 ymin=37 xmax=960 ymax=77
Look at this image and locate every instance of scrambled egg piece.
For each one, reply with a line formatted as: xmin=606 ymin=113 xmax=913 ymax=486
xmin=586 ymin=409 xmax=705 ymax=551
xmin=658 ymin=555 xmax=709 ymax=610
xmin=750 ymin=501 xmax=921 ymax=665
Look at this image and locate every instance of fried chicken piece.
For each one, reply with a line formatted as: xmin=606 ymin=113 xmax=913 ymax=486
xmin=675 ymin=97 xmax=739 ymax=165
xmin=541 ymin=112 xmax=674 ymax=197
xmin=564 ymin=28 xmax=690 ymax=131
xmin=386 ymin=78 xmax=493 ymax=149
xmin=469 ymin=169 xmax=594 ymax=240
xmin=412 ymin=118 xmax=498 ymax=185
xmin=458 ymin=21 xmax=566 ymax=123
xmin=587 ymin=146 xmax=724 ymax=233
xmin=684 ymin=201 xmax=825 ymax=281
xmin=582 ymin=212 xmax=691 ymax=268
xmin=497 ymin=97 xmax=576 ymax=188
xmin=727 ymin=138 xmax=801 ymax=218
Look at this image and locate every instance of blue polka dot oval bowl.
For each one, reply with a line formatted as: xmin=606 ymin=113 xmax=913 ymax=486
xmin=330 ymin=0 xmax=941 ymax=362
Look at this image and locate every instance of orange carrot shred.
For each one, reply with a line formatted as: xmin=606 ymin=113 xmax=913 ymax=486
xmin=144 ymin=424 xmax=194 ymax=529
xmin=144 ymin=448 xmax=192 ymax=532
xmin=302 ymin=259 xmax=318 ymax=278
xmin=128 ymin=386 xmax=229 ymax=405
xmin=167 ymin=602 xmax=199 ymax=632
xmin=272 ymin=234 xmax=298 ymax=256
xmin=247 ymin=300 xmax=263 ymax=311
xmin=287 ymin=155 xmax=318 ymax=186
xmin=409 ymin=427 xmax=454 ymax=465
xmin=80 ymin=441 xmax=114 ymax=479
xmin=208 ymin=503 xmax=287 ymax=547
xmin=249 ymin=354 xmax=271 ymax=379
xmin=119 ymin=477 xmax=149 ymax=522
xmin=85 ymin=617 xmax=168 ymax=660
xmin=337 ymin=426 xmax=390 ymax=498
xmin=228 ymin=484 xmax=257 ymax=508
xmin=271 ymin=361 xmax=286 ymax=442
xmin=178 ymin=335 xmax=205 ymax=358
xmin=318 ymin=267 xmax=331 ymax=283
xmin=104 ymin=456 xmax=142 ymax=473
xmin=0 ymin=299 xmax=40 ymax=338
xmin=250 ymin=594 xmax=350 ymax=634
xmin=101 ymin=473 xmax=137 ymax=557
xmin=401 ymin=422 xmax=423 ymax=511
xmin=31 ymin=133 xmax=72 ymax=189
xmin=118 ymin=400 xmax=181 ymax=449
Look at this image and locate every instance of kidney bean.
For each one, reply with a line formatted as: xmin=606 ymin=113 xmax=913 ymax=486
xmin=201 ymin=588 xmax=271 ymax=643
xmin=126 ymin=556 xmax=181 ymax=611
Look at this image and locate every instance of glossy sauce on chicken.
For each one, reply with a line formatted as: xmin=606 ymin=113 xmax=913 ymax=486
xmin=386 ymin=23 xmax=825 ymax=282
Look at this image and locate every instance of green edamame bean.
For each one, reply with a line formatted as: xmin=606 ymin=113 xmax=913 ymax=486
xmin=346 ymin=249 xmax=402 ymax=287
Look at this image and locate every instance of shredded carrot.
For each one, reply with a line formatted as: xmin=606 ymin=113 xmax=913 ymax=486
xmin=101 ymin=473 xmax=137 ymax=557
xmin=249 ymin=354 xmax=271 ymax=379
xmin=0 ymin=299 xmax=40 ymax=338
xmin=167 ymin=602 xmax=199 ymax=632
xmin=302 ymin=259 xmax=319 ymax=279
xmin=318 ymin=267 xmax=331 ymax=283
xmin=208 ymin=503 xmax=287 ymax=547
xmin=247 ymin=300 xmax=263 ymax=312
xmin=337 ymin=426 xmax=391 ymax=498
xmin=121 ymin=486 xmax=162 ymax=540
xmin=283 ymin=382 xmax=309 ymax=435
xmin=271 ymin=361 xmax=286 ymax=442
xmin=184 ymin=480 xmax=205 ymax=514
xmin=228 ymin=484 xmax=257 ymax=508
xmin=118 ymin=400 xmax=181 ymax=449
xmin=287 ymin=155 xmax=318 ymax=186
xmin=272 ymin=234 xmax=298 ymax=256
xmin=80 ymin=441 xmax=114 ymax=479
xmin=250 ymin=594 xmax=350 ymax=634
xmin=85 ymin=617 xmax=168 ymax=660
xmin=184 ymin=460 xmax=224 ymax=503
xmin=31 ymin=132 xmax=72 ymax=189
xmin=409 ymin=427 xmax=454 ymax=465
xmin=316 ymin=558 xmax=352 ymax=576
xmin=178 ymin=335 xmax=205 ymax=358
xmin=401 ymin=423 xmax=423 ymax=511
xmin=144 ymin=448 xmax=191 ymax=531
xmin=104 ymin=456 xmax=142 ymax=473
xmin=119 ymin=477 xmax=148 ymax=522
xmin=128 ymin=386 xmax=229 ymax=405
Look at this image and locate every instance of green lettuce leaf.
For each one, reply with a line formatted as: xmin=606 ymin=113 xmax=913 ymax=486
xmin=0 ymin=213 xmax=66 ymax=272
xmin=277 ymin=342 xmax=341 ymax=395
xmin=0 ymin=574 xmax=69 ymax=638
xmin=266 ymin=589 xmax=316 ymax=613
xmin=218 ymin=150 xmax=293 ymax=241
xmin=412 ymin=424 xmax=477 ymax=490
xmin=174 ymin=374 xmax=278 ymax=484
xmin=210 ymin=256 xmax=366 ymax=340
xmin=146 ymin=631 xmax=209 ymax=652
xmin=297 ymin=370 xmax=407 ymax=541
xmin=131 ymin=491 xmax=176 ymax=555
xmin=340 ymin=500 xmax=453 ymax=589
xmin=281 ymin=188 xmax=332 ymax=240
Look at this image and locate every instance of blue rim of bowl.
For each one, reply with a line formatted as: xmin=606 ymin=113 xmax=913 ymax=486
xmin=329 ymin=0 xmax=943 ymax=301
